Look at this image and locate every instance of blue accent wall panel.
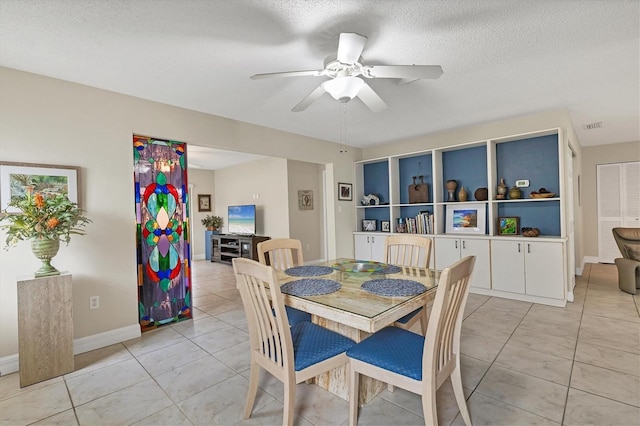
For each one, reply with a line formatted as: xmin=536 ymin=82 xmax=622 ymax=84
xmin=363 ymin=161 xmax=389 ymax=204
xmin=399 ymin=154 xmax=432 ymax=203
xmin=497 ymin=201 xmax=561 ymax=236
xmin=442 ymin=146 xmax=487 ymax=201
xmin=495 ymin=135 xmax=559 ymax=198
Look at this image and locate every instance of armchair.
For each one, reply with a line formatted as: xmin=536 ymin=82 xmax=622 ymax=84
xmin=612 ymin=227 xmax=640 ymax=294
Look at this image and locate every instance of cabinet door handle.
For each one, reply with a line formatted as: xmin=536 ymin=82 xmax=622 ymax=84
xmin=455 ymin=240 xmax=458 ymax=249
xmin=518 ymin=243 xmax=521 ymax=253
xmin=367 ymin=236 xmax=370 ymax=244
xmin=462 ymin=240 xmax=466 ymax=250
xmin=528 ymin=243 xmax=531 ymax=254
xmin=372 ymin=236 xmax=375 ymax=244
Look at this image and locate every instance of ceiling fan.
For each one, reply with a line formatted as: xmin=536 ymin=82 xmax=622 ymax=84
xmin=250 ymin=33 xmax=443 ymax=113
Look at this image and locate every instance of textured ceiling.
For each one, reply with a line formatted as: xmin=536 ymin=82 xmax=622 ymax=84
xmin=1 ymin=0 xmax=638 ymax=169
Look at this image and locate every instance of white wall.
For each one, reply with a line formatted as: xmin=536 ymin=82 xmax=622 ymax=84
xmin=213 ymin=157 xmax=290 ymax=237
xmin=0 ymin=67 xmax=359 ymax=362
xmin=188 ymin=168 xmax=216 ymax=258
xmin=581 ymin=140 xmax=640 ymax=259
xmin=287 ymin=160 xmax=325 ymax=262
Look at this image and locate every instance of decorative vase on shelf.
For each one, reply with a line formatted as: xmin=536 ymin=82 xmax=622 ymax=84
xmin=446 ymin=180 xmax=458 ymax=201
xmin=31 ymin=238 xmax=60 ymax=277
xmin=474 ymin=187 xmax=488 ymax=201
xmin=509 ymin=186 xmax=522 ymax=199
xmin=496 ymin=178 xmax=507 ymax=199
xmin=458 ymin=186 xmax=468 ymax=202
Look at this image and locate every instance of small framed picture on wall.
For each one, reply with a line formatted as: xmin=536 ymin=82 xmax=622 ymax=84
xmin=381 ymin=220 xmax=391 ymax=232
xmin=338 ymin=182 xmax=353 ymax=201
xmin=198 ymin=194 xmax=211 ymax=212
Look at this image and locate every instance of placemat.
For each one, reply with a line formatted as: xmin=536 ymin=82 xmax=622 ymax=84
xmin=281 ymin=279 xmax=341 ymax=296
xmin=284 ymin=265 xmax=334 ymax=277
xmin=361 ymin=279 xmax=427 ymax=297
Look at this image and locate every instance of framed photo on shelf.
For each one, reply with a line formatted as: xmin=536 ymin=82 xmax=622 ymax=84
xmin=198 ymin=194 xmax=211 ymax=212
xmin=381 ymin=220 xmax=391 ymax=232
xmin=0 ymin=161 xmax=80 ymax=212
xmin=445 ymin=203 xmax=486 ymax=234
xmin=338 ymin=182 xmax=352 ymax=201
xmin=498 ymin=216 xmax=520 ymax=235
xmin=362 ymin=219 xmax=377 ymax=232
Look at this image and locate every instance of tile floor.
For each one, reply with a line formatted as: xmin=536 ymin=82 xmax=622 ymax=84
xmin=1 ymin=261 xmax=638 ymax=425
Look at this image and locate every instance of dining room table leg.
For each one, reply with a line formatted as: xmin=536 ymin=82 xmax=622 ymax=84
xmin=312 ymin=316 xmax=385 ymax=406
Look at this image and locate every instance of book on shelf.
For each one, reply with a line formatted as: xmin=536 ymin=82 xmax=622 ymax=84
xmin=397 ymin=212 xmax=433 ymax=234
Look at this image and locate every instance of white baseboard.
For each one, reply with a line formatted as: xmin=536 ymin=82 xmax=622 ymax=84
xmin=0 ymin=323 xmax=141 ymax=377
xmin=583 ymin=256 xmax=599 ymax=265
xmin=193 ymin=253 xmax=205 ymax=260
xmin=73 ymin=323 xmax=141 ymax=355
xmin=0 ymin=354 xmax=18 ymax=377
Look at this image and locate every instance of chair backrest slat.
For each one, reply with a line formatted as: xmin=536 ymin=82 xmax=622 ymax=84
xmin=257 ymin=238 xmax=304 ymax=271
xmin=422 ymin=256 xmax=475 ymax=389
xmin=234 ymin=258 xmax=294 ymax=372
xmin=384 ymin=235 xmax=432 ymax=270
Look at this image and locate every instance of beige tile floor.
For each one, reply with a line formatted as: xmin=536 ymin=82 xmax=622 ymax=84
xmin=1 ymin=261 xmax=639 ymax=425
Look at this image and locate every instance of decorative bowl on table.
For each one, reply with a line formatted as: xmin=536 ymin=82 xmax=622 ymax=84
xmin=331 ymin=260 xmax=387 ymax=273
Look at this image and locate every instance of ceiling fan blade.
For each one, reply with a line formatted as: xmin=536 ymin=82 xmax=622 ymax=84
xmin=363 ymin=65 xmax=444 ymax=80
xmin=291 ymin=85 xmax=327 ymax=112
xmin=337 ymin=33 xmax=367 ymax=64
xmin=251 ymin=70 xmax=325 ymax=79
xmin=357 ymin=82 xmax=387 ymax=113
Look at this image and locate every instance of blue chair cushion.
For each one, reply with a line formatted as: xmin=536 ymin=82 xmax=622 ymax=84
xmin=286 ymin=306 xmax=312 ymax=326
xmin=395 ymin=307 xmax=423 ymax=324
xmin=291 ymin=322 xmax=355 ymax=371
xmin=346 ymin=326 xmax=424 ymax=381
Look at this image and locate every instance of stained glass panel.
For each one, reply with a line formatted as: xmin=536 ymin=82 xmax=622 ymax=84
xmin=133 ymin=135 xmax=191 ymax=331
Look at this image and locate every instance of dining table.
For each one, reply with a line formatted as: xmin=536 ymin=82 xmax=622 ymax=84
xmin=274 ymin=258 xmax=440 ymax=405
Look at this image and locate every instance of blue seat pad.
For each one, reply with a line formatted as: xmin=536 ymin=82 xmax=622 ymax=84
xmin=395 ymin=307 xmax=423 ymax=324
xmin=291 ymin=322 xmax=355 ymax=371
xmin=346 ymin=327 xmax=424 ymax=381
xmin=285 ymin=306 xmax=311 ymax=326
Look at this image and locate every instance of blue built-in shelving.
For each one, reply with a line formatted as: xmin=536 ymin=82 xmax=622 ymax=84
xmin=363 ymin=160 xmax=389 ymax=204
xmin=354 ymin=129 xmax=564 ymax=238
xmin=495 ymin=134 xmax=559 ymax=198
xmin=399 ymin=154 xmax=432 ymax=204
xmin=442 ymin=145 xmax=488 ymax=201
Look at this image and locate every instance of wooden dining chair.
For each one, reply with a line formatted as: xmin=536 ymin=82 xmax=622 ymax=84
xmin=384 ymin=234 xmax=432 ymax=335
xmin=347 ymin=256 xmax=476 ymax=426
xmin=257 ymin=238 xmax=311 ymax=325
xmin=232 ymin=258 xmax=355 ymax=426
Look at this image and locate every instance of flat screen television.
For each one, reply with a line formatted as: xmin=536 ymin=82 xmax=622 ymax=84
xmin=228 ymin=204 xmax=256 ymax=236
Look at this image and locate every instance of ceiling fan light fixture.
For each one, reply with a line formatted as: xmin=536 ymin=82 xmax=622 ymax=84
xmin=322 ymin=76 xmax=364 ymax=102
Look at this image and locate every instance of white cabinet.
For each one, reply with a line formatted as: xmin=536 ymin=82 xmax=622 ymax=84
xmin=435 ymin=237 xmax=491 ymax=289
xmin=491 ymin=239 xmax=565 ymax=300
xmin=354 ymin=233 xmax=386 ymax=262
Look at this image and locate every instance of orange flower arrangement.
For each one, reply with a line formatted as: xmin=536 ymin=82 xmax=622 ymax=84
xmin=0 ymin=190 xmax=91 ymax=248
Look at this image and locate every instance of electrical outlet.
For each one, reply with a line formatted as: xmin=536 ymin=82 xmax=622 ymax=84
xmin=90 ymin=296 xmax=99 ymax=310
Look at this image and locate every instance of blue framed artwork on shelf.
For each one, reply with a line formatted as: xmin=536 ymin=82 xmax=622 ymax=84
xmin=445 ymin=203 xmax=486 ymax=234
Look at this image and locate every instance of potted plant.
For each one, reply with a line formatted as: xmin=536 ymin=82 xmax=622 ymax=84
xmin=201 ymin=215 xmax=223 ymax=232
xmin=0 ymin=190 xmax=91 ymax=277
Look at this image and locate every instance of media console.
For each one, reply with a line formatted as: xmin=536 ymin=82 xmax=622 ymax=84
xmin=210 ymin=234 xmax=270 ymax=264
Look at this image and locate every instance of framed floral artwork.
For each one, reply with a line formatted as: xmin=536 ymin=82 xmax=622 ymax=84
xmin=0 ymin=162 xmax=80 ymax=212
